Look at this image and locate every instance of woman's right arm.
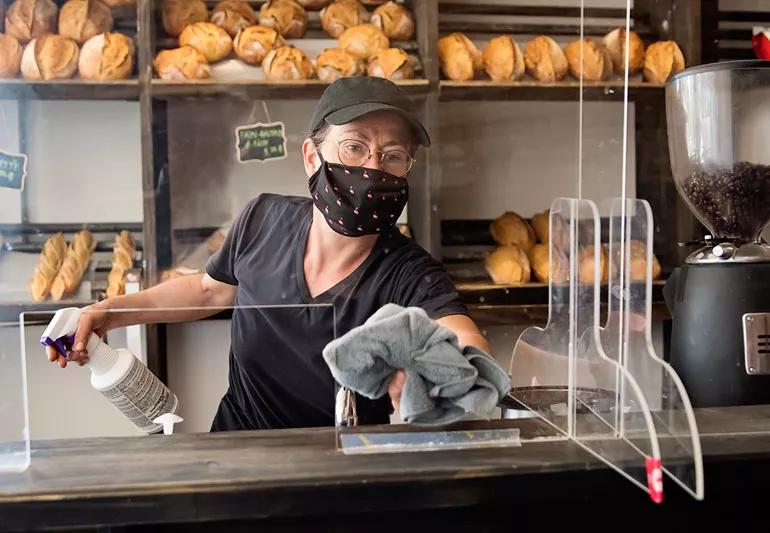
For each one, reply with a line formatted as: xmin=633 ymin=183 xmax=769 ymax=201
xmin=47 ymin=273 xmax=236 ymax=367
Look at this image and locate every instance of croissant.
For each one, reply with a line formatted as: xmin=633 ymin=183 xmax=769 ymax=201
xmin=49 ymin=230 xmax=95 ymax=301
xmin=106 ymin=230 xmax=136 ymax=298
xmin=29 ymin=233 xmax=66 ymax=302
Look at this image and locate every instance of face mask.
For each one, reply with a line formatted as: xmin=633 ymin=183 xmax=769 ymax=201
xmin=309 ymin=152 xmax=409 ymax=237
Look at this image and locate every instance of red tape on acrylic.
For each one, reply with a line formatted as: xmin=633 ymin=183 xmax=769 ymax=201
xmin=646 ymin=457 xmax=664 ymax=504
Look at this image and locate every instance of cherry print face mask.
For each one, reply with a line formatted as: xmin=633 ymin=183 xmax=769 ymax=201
xmin=309 ymin=152 xmax=409 ymax=237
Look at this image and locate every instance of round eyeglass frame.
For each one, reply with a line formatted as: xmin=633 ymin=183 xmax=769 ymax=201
xmin=335 ymin=139 xmax=415 ymax=178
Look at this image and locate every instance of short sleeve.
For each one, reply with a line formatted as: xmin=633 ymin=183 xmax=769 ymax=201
xmin=392 ymin=247 xmax=468 ymax=320
xmin=205 ymin=196 xmax=263 ymax=286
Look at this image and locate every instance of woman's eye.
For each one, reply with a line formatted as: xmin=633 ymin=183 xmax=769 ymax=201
xmin=384 ymin=151 xmax=407 ymax=162
xmin=344 ymin=143 xmax=365 ymax=154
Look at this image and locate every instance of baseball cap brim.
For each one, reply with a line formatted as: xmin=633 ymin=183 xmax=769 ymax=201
xmin=325 ymin=102 xmax=431 ymax=148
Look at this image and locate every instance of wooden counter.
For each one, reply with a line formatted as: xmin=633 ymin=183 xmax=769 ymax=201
xmin=3 ymin=406 xmax=770 ymax=531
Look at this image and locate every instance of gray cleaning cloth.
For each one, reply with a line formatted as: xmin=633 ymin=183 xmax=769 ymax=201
xmin=322 ymin=304 xmax=511 ymax=426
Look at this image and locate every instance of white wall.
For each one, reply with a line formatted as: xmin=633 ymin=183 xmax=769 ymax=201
xmin=439 ymin=101 xmax=635 ymax=219
xmin=0 ymin=101 xmax=143 ymax=224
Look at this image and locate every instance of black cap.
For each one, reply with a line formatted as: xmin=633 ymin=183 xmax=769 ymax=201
xmin=309 ymin=77 xmax=431 ymax=147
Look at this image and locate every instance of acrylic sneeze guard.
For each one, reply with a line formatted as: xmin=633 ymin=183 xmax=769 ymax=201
xmin=0 ymin=317 xmax=30 ymax=473
xmin=12 ymin=304 xmax=336 ymax=442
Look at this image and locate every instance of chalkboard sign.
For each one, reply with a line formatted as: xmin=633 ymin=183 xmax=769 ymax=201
xmin=235 ymin=121 xmax=288 ymax=163
xmin=0 ymin=150 xmax=27 ymax=190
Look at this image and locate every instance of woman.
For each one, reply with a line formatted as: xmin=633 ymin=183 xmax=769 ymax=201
xmin=48 ymin=77 xmax=491 ymax=431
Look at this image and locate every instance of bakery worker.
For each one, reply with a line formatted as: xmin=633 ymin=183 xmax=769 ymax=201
xmin=48 ymin=77 xmax=492 ymax=431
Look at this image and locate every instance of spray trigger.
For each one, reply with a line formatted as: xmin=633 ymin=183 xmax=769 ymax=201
xmin=153 ymin=413 xmax=183 ymax=435
xmin=40 ymin=307 xmax=83 ymax=357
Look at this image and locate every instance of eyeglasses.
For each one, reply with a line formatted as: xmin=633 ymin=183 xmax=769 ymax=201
xmin=336 ymin=139 xmax=415 ymax=178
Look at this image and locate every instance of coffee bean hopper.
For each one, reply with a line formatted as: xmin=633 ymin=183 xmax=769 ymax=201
xmin=664 ymin=60 xmax=770 ymax=407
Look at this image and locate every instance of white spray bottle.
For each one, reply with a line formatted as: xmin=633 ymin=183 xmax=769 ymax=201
xmin=41 ymin=307 xmax=179 ymax=434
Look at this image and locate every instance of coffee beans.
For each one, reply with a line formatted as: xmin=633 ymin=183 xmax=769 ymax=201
xmin=681 ymin=161 xmax=770 ymax=240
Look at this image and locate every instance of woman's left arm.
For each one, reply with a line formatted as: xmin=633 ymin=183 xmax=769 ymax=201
xmin=388 ymin=314 xmax=494 ymax=413
xmin=436 ymin=314 xmax=493 ymax=354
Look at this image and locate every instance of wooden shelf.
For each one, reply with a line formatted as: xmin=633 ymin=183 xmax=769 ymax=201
xmin=151 ymin=78 xmax=431 ymax=100
xmin=459 ymin=280 xmax=670 ymax=325
xmin=457 ymin=279 xmax=667 ymax=305
xmin=0 ymin=79 xmax=140 ymax=101
xmin=440 ymin=79 xmax=664 ymax=102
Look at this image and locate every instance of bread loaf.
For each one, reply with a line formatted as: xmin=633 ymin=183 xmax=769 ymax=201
xmin=106 ymin=230 xmax=136 ymax=298
xmin=320 ymin=0 xmax=368 ymax=39
xmin=483 ymin=35 xmax=524 ymax=81
xmin=339 ymin=23 xmax=389 ymax=60
xmin=233 ymin=24 xmax=284 ymax=65
xmin=21 ymin=34 xmax=79 ymax=80
xmin=180 ymin=21 xmax=233 ymax=62
xmin=643 ymin=40 xmax=685 ymax=84
xmin=50 ymin=230 xmax=96 ymax=301
xmin=262 ymin=45 xmax=314 ymax=80
xmin=161 ymin=0 xmax=207 ymax=37
xmin=154 ymin=45 xmax=210 ymax=80
xmin=315 ymin=47 xmax=363 ymax=82
xmin=58 ymin=0 xmax=113 ymax=45
xmin=296 ymin=0 xmax=330 ymax=10
xmin=370 ymin=1 xmax=414 ymax=41
xmin=603 ymin=27 xmax=644 ymax=74
xmin=100 ymin=0 xmax=135 ymax=7
xmin=78 ymin=32 xmax=134 ymax=80
xmin=578 ymin=245 xmax=608 ymax=285
xmin=258 ymin=0 xmax=307 ymax=38
xmin=0 ymin=34 xmax=22 ymax=77
xmin=490 ymin=211 xmax=536 ymax=251
xmin=486 ymin=245 xmax=531 ymax=285
xmin=611 ymin=240 xmax=662 ymax=281
xmin=524 ymin=35 xmax=568 ymax=82
xmin=564 ymin=38 xmax=612 ymax=82
xmin=29 ymin=233 xmax=66 ymax=302
xmin=5 ymin=0 xmax=57 ymax=43
xmin=527 ymin=243 xmax=550 ymax=283
xmin=367 ymin=47 xmax=413 ymax=80
xmin=438 ymin=32 xmax=482 ymax=81
xmin=530 ymin=209 xmax=549 ymax=244
xmin=211 ymin=0 xmax=257 ymax=37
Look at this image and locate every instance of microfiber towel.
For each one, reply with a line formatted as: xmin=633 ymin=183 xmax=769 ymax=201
xmin=322 ymin=304 xmax=512 ymax=426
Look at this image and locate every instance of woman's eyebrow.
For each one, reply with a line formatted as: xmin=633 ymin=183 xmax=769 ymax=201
xmin=381 ymin=140 xmax=409 ymax=150
xmin=338 ymin=129 xmax=370 ymax=141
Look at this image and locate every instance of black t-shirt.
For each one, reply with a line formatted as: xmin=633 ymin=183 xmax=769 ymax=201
xmin=205 ymin=194 xmax=467 ymax=431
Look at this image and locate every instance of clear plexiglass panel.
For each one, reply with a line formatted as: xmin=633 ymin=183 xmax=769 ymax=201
xmin=0 ymin=318 xmax=30 ymax=472
xmin=509 ymin=198 xmax=595 ymax=438
xmin=20 ymin=304 xmax=335 ymax=440
xmin=602 ymin=198 xmax=704 ymax=500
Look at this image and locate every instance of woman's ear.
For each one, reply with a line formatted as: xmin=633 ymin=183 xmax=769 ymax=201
xmin=302 ymin=138 xmax=320 ymax=177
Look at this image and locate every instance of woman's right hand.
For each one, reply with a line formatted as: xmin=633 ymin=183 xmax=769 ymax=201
xmin=46 ymin=304 xmax=111 ymax=368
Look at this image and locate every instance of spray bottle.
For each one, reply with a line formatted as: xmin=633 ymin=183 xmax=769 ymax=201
xmin=41 ymin=307 xmax=179 ymax=434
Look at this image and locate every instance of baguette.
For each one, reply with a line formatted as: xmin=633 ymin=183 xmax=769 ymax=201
xmin=50 ymin=230 xmax=96 ymax=301
xmin=29 ymin=233 xmax=67 ymax=301
xmin=106 ymin=230 xmax=136 ymax=298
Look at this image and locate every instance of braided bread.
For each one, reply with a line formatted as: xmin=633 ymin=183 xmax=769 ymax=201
xmin=106 ymin=230 xmax=136 ymax=298
xmin=29 ymin=233 xmax=67 ymax=301
xmin=50 ymin=230 xmax=96 ymax=301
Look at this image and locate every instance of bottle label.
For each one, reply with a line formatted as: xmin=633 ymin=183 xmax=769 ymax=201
xmin=100 ymin=356 xmax=178 ymax=433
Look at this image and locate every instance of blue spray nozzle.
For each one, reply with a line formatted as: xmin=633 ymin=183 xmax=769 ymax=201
xmin=40 ymin=333 xmax=76 ymax=358
xmin=40 ymin=307 xmax=83 ymax=358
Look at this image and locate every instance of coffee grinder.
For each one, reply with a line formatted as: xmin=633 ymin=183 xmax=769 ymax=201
xmin=664 ymin=60 xmax=770 ymax=407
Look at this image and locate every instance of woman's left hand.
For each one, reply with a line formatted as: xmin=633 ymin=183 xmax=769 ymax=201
xmin=388 ymin=369 xmax=406 ymax=412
